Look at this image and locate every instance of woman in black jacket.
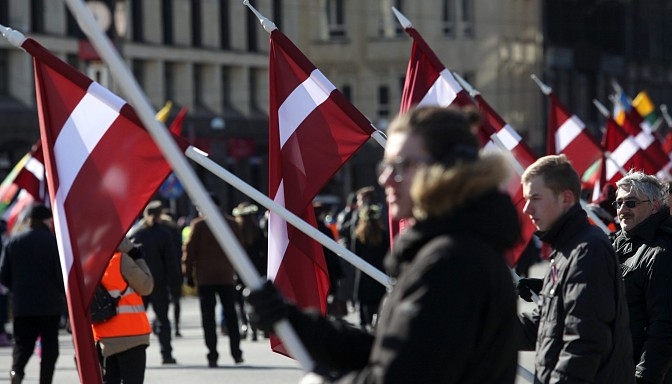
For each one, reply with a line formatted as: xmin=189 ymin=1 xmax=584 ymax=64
xmin=247 ymin=106 xmax=521 ymax=383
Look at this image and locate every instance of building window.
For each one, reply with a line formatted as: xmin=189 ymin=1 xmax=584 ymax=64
xmin=220 ymin=0 xmax=230 ymax=49
xmin=194 ymin=64 xmax=203 ymax=106
xmin=341 ymin=84 xmax=352 ymax=101
xmin=132 ymin=59 xmax=145 ymax=91
xmin=393 ymin=0 xmax=404 ymax=35
xmin=460 ymin=0 xmax=474 ymax=37
xmin=164 ymin=62 xmax=175 ymax=102
xmin=191 ymin=0 xmax=202 ymax=47
xmin=221 ymin=66 xmax=231 ymax=108
xmin=163 ymin=0 xmax=173 ymax=45
xmin=442 ymin=0 xmax=455 ymax=37
xmin=0 ymin=50 xmax=7 ymax=95
xmin=377 ymin=85 xmax=390 ymax=121
xmin=249 ymin=69 xmax=258 ymax=111
xmin=246 ymin=4 xmax=258 ymax=52
xmin=31 ymin=0 xmax=45 ymax=34
xmin=131 ymin=0 xmax=144 ymax=42
xmin=272 ymin=0 xmax=282 ymax=29
xmin=378 ymin=0 xmax=404 ymax=38
xmin=326 ymin=0 xmax=345 ymax=38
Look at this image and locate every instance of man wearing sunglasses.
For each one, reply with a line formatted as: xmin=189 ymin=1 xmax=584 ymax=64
xmin=613 ymin=172 xmax=672 ymax=384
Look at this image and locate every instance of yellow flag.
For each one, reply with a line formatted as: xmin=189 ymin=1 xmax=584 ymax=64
xmin=155 ymin=101 xmax=173 ymax=123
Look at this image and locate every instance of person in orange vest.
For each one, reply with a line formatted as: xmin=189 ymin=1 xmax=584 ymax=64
xmin=92 ymin=237 xmax=154 ymax=384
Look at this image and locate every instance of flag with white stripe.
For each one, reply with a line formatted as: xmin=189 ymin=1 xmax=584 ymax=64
xmin=547 ymin=93 xmax=602 ymax=176
xmin=602 ymin=116 xmax=660 ymax=184
xmin=27 ymin=37 xmax=183 ymax=382
xmin=268 ymin=30 xmax=375 ymax=355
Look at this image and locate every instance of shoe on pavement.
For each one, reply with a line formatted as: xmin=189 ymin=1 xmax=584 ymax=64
xmin=208 ymin=360 xmax=218 ymax=368
xmin=162 ymin=357 xmax=177 ymax=364
xmin=234 ymin=356 xmax=244 ymax=365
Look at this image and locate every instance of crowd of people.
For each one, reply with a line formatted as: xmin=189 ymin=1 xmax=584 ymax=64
xmin=1 ymin=105 xmax=672 ymax=383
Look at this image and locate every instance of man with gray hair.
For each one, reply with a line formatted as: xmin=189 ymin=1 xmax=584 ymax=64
xmin=613 ymin=171 xmax=672 ymax=383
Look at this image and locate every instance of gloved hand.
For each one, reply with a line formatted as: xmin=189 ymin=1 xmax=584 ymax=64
xmin=185 ymin=276 xmax=195 ymax=288
xmin=516 ymin=278 xmax=543 ymax=302
xmin=127 ymin=246 xmax=144 ymax=260
xmin=118 ymin=237 xmax=135 ymax=253
xmin=244 ymin=280 xmax=291 ymax=332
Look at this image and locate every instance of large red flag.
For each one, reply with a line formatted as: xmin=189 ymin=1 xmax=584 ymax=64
xmin=26 ymin=37 xmax=184 ymax=382
xmin=546 ymin=94 xmax=602 ymax=176
xmin=268 ymin=29 xmax=376 ymax=355
xmin=620 ymin=108 xmax=671 ymax=176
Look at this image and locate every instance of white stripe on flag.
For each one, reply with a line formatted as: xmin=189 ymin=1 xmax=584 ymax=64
xmin=418 ymin=69 xmax=459 ymax=107
xmin=634 ymin=132 xmax=654 ymax=150
xmin=268 ymin=180 xmax=289 ymax=280
xmin=495 ymin=124 xmax=523 ymax=151
xmin=24 ymin=156 xmax=44 ymax=180
xmin=52 ymin=81 xmax=124 ymax=290
xmin=278 ymin=70 xmax=336 ymax=147
xmin=555 ymin=115 xmax=584 ymax=152
xmin=606 ymin=138 xmax=639 ymax=180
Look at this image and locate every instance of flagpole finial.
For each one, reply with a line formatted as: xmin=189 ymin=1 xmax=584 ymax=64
xmin=660 ymin=104 xmax=672 ymax=128
xmin=592 ymin=99 xmax=610 ymax=118
xmin=452 ymin=71 xmax=479 ymax=97
xmin=392 ymin=7 xmax=412 ymax=29
xmin=243 ymin=0 xmax=277 ymax=33
xmin=611 ymin=79 xmax=623 ymax=95
xmin=530 ymin=74 xmax=552 ymax=96
xmin=0 ymin=24 xmax=26 ymax=48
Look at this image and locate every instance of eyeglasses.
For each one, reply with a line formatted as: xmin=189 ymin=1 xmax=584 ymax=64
xmin=377 ymin=157 xmax=430 ymax=183
xmin=612 ymin=199 xmax=651 ymax=210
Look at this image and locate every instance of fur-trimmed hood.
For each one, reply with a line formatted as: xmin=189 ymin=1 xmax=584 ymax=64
xmin=411 ymin=151 xmax=512 ymax=219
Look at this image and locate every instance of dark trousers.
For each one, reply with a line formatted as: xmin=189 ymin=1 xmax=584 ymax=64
xmin=198 ymin=284 xmax=242 ymax=363
xmin=12 ymin=315 xmax=60 ymax=384
xmin=143 ymin=288 xmax=172 ymax=359
xmin=99 ymin=344 xmax=147 ymax=384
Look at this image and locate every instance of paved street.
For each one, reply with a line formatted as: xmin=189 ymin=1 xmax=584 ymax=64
xmin=0 ymin=263 xmax=548 ymax=384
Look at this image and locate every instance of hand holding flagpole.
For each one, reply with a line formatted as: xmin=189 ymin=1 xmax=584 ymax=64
xmin=62 ymin=0 xmax=315 ymax=372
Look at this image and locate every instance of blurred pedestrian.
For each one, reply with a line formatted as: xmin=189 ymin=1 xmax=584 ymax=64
xmin=0 ymin=204 xmax=65 ymax=384
xmin=92 ymin=237 xmax=154 ymax=384
xmin=183 ymin=197 xmax=244 ymax=367
xmin=131 ymin=201 xmax=180 ymax=365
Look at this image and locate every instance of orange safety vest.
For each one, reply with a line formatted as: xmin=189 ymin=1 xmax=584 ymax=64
xmin=92 ymin=252 xmax=151 ymax=340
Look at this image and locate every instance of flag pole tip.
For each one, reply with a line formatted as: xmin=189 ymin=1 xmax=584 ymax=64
xmin=242 ymin=0 xmax=277 ymax=33
xmin=592 ymin=99 xmax=609 ymax=118
xmin=530 ymin=74 xmax=551 ymax=95
xmin=453 ymin=72 xmax=478 ymax=96
xmin=392 ymin=7 xmax=412 ymax=29
xmin=0 ymin=24 xmax=26 ymax=48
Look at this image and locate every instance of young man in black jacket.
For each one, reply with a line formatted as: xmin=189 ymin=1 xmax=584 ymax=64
xmin=517 ymin=155 xmax=634 ymax=383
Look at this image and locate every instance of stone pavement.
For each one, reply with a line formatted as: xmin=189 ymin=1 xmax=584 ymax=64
xmin=0 ymin=262 xmax=549 ymax=384
xmin=0 ymin=295 xmax=305 ymax=383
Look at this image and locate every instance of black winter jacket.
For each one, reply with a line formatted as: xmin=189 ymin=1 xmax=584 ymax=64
xmin=520 ymin=204 xmax=634 ymax=384
xmin=613 ymin=209 xmax=672 ymax=383
xmin=288 ymin=190 xmax=521 ymax=383
xmin=0 ymin=223 xmax=66 ymax=316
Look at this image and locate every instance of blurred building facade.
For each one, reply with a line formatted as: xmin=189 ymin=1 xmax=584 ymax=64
xmin=1 ymin=0 xmax=549 ymax=216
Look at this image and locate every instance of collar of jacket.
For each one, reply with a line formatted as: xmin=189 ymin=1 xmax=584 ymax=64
xmin=536 ymin=203 xmax=589 ymax=248
xmin=618 ymin=208 xmax=670 ymax=242
xmin=384 ymin=190 xmax=520 ymax=278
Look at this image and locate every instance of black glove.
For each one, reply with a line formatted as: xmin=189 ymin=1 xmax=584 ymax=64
xmin=185 ymin=276 xmax=195 ymax=288
xmin=516 ymin=278 xmax=543 ymax=302
xmin=244 ymin=280 xmax=291 ymax=332
xmin=127 ymin=246 xmax=144 ymax=260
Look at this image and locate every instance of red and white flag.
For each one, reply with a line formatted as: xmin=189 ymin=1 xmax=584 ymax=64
xmin=0 ymin=141 xmax=48 ymax=231
xmin=268 ymin=29 xmax=376 ymax=355
xmin=27 ymin=37 xmax=183 ymax=382
xmin=601 ymin=116 xmax=660 ymax=184
xmin=620 ymin=108 xmax=671 ymax=177
xmin=475 ymin=95 xmax=537 ymax=267
xmin=546 ymin=93 xmax=603 ymax=177
xmin=169 ymin=106 xmax=188 ymax=137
